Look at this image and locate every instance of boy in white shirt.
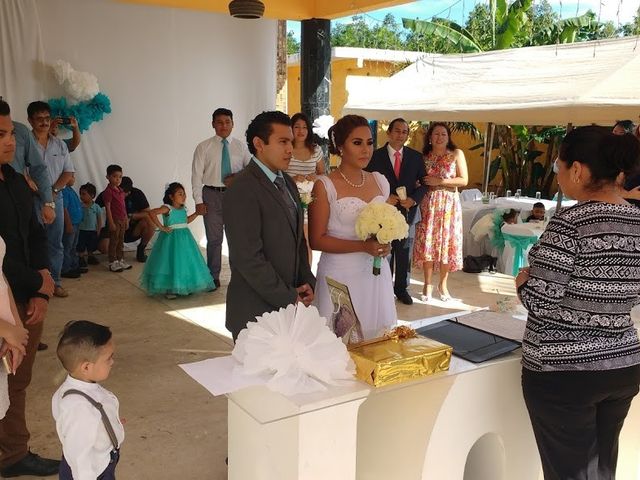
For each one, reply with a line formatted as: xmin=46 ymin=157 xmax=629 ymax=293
xmin=52 ymin=321 xmax=124 ymax=480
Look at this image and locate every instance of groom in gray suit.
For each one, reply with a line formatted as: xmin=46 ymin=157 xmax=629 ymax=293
xmin=223 ymin=111 xmax=316 ymax=340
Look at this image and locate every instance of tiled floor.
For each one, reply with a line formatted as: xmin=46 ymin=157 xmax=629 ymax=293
xmin=24 ymin=250 xmax=518 ymax=479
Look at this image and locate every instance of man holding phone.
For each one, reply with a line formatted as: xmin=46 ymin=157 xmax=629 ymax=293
xmin=0 ymin=99 xmax=60 ymax=477
xmin=50 ymin=116 xmax=81 ymax=153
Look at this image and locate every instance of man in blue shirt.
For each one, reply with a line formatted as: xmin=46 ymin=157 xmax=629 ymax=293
xmin=10 ymin=121 xmax=55 ymax=224
xmin=28 ymin=101 xmax=75 ymax=298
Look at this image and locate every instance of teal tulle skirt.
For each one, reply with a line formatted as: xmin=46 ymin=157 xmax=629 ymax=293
xmin=140 ymin=228 xmax=214 ymax=296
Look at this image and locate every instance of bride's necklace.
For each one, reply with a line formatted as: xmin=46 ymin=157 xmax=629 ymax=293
xmin=338 ymin=167 xmax=365 ymax=188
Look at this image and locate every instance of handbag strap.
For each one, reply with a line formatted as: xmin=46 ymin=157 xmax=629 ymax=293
xmin=63 ymin=389 xmax=119 ymax=450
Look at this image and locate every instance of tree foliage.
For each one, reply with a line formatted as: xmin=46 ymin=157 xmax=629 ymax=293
xmin=285 ymin=0 xmax=636 ymax=55
xmin=332 ymin=14 xmax=405 ymax=50
xmin=287 ymin=30 xmax=300 ymax=55
xmin=402 ymin=18 xmax=482 ymax=52
xmin=620 ymin=6 xmax=640 ymax=35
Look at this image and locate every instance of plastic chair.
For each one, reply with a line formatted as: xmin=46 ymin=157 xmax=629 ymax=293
xmin=460 ymin=189 xmax=482 ymax=202
xmin=500 ymin=223 xmax=542 ymax=276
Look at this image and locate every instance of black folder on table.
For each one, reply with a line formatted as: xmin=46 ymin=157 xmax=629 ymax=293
xmin=416 ymin=319 xmax=521 ymax=363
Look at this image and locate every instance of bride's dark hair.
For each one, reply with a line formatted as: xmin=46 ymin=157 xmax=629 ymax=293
xmin=327 ymin=115 xmax=370 ymax=155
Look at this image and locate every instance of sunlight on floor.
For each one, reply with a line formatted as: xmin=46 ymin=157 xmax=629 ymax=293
xmin=477 ymin=274 xmax=518 ymax=296
xmin=165 ymin=305 xmax=234 ymax=345
xmin=163 ymin=239 xmax=522 ymax=339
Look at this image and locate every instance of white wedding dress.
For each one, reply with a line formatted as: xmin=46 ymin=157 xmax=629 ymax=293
xmin=314 ymin=173 xmax=397 ymax=340
xmin=0 ymin=237 xmax=12 ymax=418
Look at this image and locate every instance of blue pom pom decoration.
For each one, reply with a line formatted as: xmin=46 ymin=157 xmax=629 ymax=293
xmin=47 ymin=92 xmax=112 ymax=133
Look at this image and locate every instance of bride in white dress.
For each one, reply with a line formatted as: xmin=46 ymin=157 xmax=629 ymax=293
xmin=0 ymin=236 xmax=29 ymax=418
xmin=309 ymin=115 xmax=397 ymax=340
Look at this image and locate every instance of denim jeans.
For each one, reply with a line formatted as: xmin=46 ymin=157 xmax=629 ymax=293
xmin=62 ymin=224 xmax=80 ymax=273
xmin=45 ymin=196 xmax=65 ymax=286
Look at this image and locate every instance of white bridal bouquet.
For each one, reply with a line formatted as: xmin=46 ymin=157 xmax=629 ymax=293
xmin=355 ymin=202 xmax=409 ymax=275
xmin=296 ymin=180 xmax=314 ymax=209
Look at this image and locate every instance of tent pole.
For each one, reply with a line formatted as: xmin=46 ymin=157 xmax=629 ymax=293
xmin=556 ymin=122 xmax=573 ymax=212
xmin=482 ymin=122 xmax=490 ymax=193
xmin=483 ymin=122 xmax=495 ymax=193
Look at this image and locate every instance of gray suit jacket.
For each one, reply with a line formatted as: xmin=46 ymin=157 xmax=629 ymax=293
xmin=223 ymin=160 xmax=316 ymax=339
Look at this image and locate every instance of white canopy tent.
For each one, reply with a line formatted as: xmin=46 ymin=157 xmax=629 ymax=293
xmin=343 ymin=36 xmax=640 ymax=125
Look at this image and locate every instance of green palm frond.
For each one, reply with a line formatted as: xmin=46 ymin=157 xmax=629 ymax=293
xmin=402 ymin=18 xmax=483 ymax=52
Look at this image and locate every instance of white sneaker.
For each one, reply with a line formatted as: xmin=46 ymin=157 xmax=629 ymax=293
xmin=118 ymin=260 xmax=132 ymax=270
xmin=109 ymin=261 xmax=123 ymax=272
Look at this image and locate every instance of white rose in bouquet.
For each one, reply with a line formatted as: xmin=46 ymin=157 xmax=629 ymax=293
xmin=355 ymin=202 xmax=409 ymax=275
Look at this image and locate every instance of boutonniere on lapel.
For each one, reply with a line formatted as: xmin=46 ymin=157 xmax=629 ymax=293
xmin=296 ymin=180 xmax=314 ymax=210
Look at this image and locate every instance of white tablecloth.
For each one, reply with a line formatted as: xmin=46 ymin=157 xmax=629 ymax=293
xmin=461 ymin=201 xmax=496 ymax=257
xmin=494 ymin=196 xmax=577 ymax=218
xmin=461 ymin=197 xmax=577 ymax=259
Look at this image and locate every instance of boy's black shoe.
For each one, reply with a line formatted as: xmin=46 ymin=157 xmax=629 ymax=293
xmin=79 ymin=265 xmax=89 ymax=274
xmin=136 ymin=244 xmax=147 ymax=263
xmin=78 ymin=257 xmax=88 ymax=267
xmin=0 ymin=451 xmax=60 ymax=477
xmin=87 ymin=255 xmax=100 ymax=265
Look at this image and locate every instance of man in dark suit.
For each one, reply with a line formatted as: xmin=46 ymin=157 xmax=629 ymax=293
xmin=223 ymin=111 xmax=316 ymax=340
xmin=366 ymin=118 xmax=426 ymax=305
xmin=0 ymin=99 xmax=60 ymax=477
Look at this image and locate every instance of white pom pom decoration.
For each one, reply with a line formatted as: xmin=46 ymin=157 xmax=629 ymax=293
xmin=53 ymin=60 xmax=100 ymax=102
xmin=232 ymin=304 xmax=355 ymax=396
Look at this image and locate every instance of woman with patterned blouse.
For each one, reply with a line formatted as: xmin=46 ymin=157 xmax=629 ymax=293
xmin=517 ymin=126 xmax=640 ymax=480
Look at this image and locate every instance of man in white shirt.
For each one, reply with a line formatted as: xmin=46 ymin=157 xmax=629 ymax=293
xmin=192 ymin=108 xmax=251 ymax=288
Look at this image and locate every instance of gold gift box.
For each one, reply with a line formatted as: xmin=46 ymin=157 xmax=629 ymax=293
xmin=348 ymin=328 xmax=452 ymax=387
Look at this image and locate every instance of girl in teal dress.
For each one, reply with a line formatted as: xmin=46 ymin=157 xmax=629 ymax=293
xmin=140 ymin=182 xmax=214 ymax=298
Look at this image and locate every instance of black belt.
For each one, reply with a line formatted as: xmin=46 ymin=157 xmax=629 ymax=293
xmin=204 ymin=185 xmax=226 ymax=192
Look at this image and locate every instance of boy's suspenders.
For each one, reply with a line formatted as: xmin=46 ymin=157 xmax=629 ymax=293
xmin=62 ymin=390 xmax=119 ymax=451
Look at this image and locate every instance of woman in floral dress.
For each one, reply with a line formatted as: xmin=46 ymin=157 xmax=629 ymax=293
xmin=413 ymin=123 xmax=468 ymax=302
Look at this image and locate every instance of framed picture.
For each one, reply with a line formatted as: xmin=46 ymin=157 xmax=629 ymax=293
xmin=326 ymin=276 xmax=364 ymax=345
